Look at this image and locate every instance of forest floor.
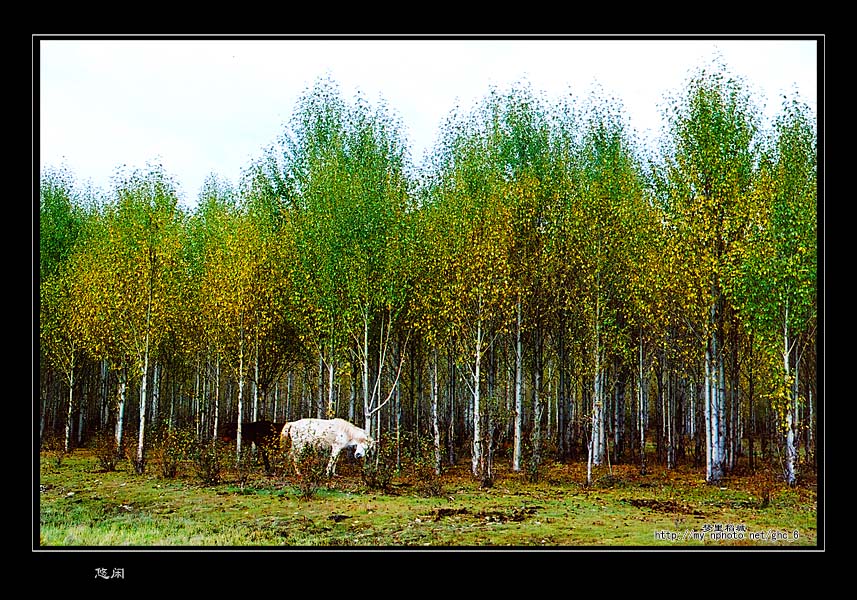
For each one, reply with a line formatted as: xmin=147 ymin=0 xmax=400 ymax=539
xmin=37 ymin=448 xmax=819 ymax=549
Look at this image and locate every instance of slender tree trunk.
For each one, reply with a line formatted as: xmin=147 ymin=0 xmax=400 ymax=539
xmin=77 ymin=377 xmax=86 ymax=447
xmin=194 ymin=358 xmax=201 ymax=438
xmin=236 ymin=315 xmax=245 ymax=463
xmin=363 ymin=315 xmax=371 ymax=433
xmin=287 ymin=370 xmax=293 ymax=422
xmin=794 ymin=352 xmax=802 ymax=470
xmin=431 ymin=347 xmax=441 ymax=475
xmin=783 ymin=303 xmax=797 ymax=486
xmin=100 ymin=359 xmax=110 ymax=431
xmin=151 ymin=361 xmax=160 ymax=433
xmin=638 ymin=334 xmax=647 ymax=474
xmin=253 ymin=325 xmax=260 ymax=422
xmin=665 ymin=349 xmax=675 ymax=469
xmin=40 ymin=388 xmax=47 ymax=445
xmin=471 ymin=315 xmax=483 ymax=478
xmin=705 ymin=335 xmax=724 ymax=482
xmin=748 ymin=359 xmax=755 ymax=472
xmin=349 ymin=350 xmax=358 ymax=423
xmin=327 ymin=342 xmax=336 ymax=418
xmin=64 ymin=353 xmax=75 ymax=453
xmin=591 ymin=284 xmax=606 ymax=467
xmin=592 ymin=347 xmax=605 ymax=465
xmin=717 ymin=349 xmax=726 ymax=476
xmin=448 ymin=349 xmax=456 ymax=466
xmin=136 ymin=351 xmax=149 ymax=474
xmin=513 ymin=295 xmax=523 ymax=472
xmin=317 ymin=350 xmax=325 ymax=420
xmin=115 ymin=367 xmax=127 ymax=455
xmin=135 ymin=337 xmax=151 ymax=473
xmin=532 ymin=325 xmax=543 ymax=475
xmin=807 ymin=388 xmax=813 ymax=465
xmin=585 ymin=374 xmax=593 ymax=484
xmin=395 ymin=342 xmax=402 ymax=472
xmin=557 ymin=324 xmax=567 ymax=459
xmin=274 ymin=381 xmax=280 ymax=422
xmin=213 ymin=355 xmax=220 ymax=445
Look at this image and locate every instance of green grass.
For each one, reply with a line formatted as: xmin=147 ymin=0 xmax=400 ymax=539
xmin=37 ymin=450 xmax=818 ymax=548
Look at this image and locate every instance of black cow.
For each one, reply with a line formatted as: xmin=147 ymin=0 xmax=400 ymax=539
xmin=219 ymin=421 xmax=284 ymax=474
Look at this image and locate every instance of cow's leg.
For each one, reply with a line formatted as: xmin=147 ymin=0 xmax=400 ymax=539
xmin=291 ymin=448 xmax=301 ymax=476
xmin=261 ymin=446 xmax=271 ymax=474
xmin=326 ymin=447 xmax=342 ymax=476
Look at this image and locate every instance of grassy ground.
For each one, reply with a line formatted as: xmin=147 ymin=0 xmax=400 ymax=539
xmin=37 ymin=448 xmax=818 ymax=548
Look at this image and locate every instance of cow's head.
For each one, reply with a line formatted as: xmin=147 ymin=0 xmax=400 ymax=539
xmin=353 ymin=435 xmax=375 ymax=459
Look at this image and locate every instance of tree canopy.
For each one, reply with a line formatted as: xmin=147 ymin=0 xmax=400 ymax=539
xmin=38 ymin=67 xmax=818 ymax=487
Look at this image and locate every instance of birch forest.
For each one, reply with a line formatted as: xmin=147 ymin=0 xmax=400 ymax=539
xmin=38 ymin=62 xmax=818 ymax=488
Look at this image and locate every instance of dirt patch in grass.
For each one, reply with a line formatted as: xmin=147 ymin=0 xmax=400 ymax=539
xmin=428 ymin=505 xmax=542 ymax=523
xmin=627 ymin=498 xmax=703 ymax=515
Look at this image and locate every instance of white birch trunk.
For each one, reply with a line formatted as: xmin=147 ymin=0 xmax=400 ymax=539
xmin=784 ymin=303 xmax=797 ymax=486
xmin=513 ymin=295 xmax=523 ymax=472
xmin=327 ymin=347 xmax=335 ymax=418
xmin=666 ymin=368 xmax=674 ymax=469
xmin=715 ymin=352 xmax=726 ymax=479
xmin=590 ymin=267 xmax=607 ymax=467
xmin=136 ymin=353 xmax=149 ymax=473
xmin=64 ymin=354 xmax=74 ymax=453
xmin=287 ymin=371 xmax=293 ymax=422
xmin=136 ymin=330 xmax=150 ymax=473
xmin=704 ymin=349 xmax=713 ymax=481
xmin=471 ymin=316 xmax=483 ymax=478
xmin=115 ymin=368 xmax=126 ymax=453
xmin=253 ymin=327 xmax=260 ymax=422
xmin=194 ymin=359 xmax=201 ymax=438
xmin=638 ymin=335 xmax=646 ymax=474
xmin=532 ymin=336 xmax=542 ymax=471
xmin=100 ymin=359 xmax=109 ymax=430
xmin=592 ymin=342 xmax=605 ymax=464
xmin=586 ymin=412 xmax=594 ymax=485
xmin=317 ymin=350 xmax=324 ymax=419
xmin=151 ymin=361 xmax=160 ymax=432
xmin=431 ymin=348 xmax=441 ymax=475
xmin=705 ymin=338 xmax=726 ymax=482
xmin=349 ymin=352 xmax=357 ymax=423
xmin=236 ymin=317 xmax=245 ymax=463
xmin=363 ymin=316 xmax=371 ymax=433
xmin=213 ymin=355 xmax=220 ymax=446
xmin=395 ymin=362 xmax=401 ymax=472
xmin=273 ymin=381 xmax=279 ymax=422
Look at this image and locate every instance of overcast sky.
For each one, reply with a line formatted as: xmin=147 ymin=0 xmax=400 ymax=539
xmin=38 ymin=36 xmax=819 ymax=209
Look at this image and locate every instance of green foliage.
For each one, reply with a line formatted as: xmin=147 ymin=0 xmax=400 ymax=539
xmin=150 ymin=428 xmax=195 ymax=479
xmin=39 ymin=167 xmax=92 ymax=284
xmin=523 ymin=435 xmax=543 ymax=484
xmin=400 ymin=434 xmax=445 ymax=497
xmin=93 ymin=431 xmax=120 ymax=472
xmin=42 ymin=434 xmax=67 ymax=468
xmin=293 ymin=445 xmax=332 ymax=500
xmin=191 ymin=440 xmax=227 ymax=485
xmin=361 ymin=432 xmax=397 ymax=492
xmin=38 ymin=66 xmax=817 ymax=493
xmin=726 ymin=93 xmax=817 ymax=343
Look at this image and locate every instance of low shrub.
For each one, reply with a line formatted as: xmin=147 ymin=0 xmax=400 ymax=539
xmin=94 ymin=431 xmax=120 ymax=472
xmin=193 ymin=440 xmax=226 ymax=485
xmin=361 ymin=432 xmax=396 ymax=492
xmin=402 ymin=434 xmax=444 ymax=497
xmin=151 ymin=428 xmax=195 ymax=479
xmin=293 ymin=445 xmax=331 ymax=500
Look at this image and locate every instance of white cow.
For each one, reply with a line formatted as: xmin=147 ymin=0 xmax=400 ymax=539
xmin=281 ymin=418 xmax=374 ymax=476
